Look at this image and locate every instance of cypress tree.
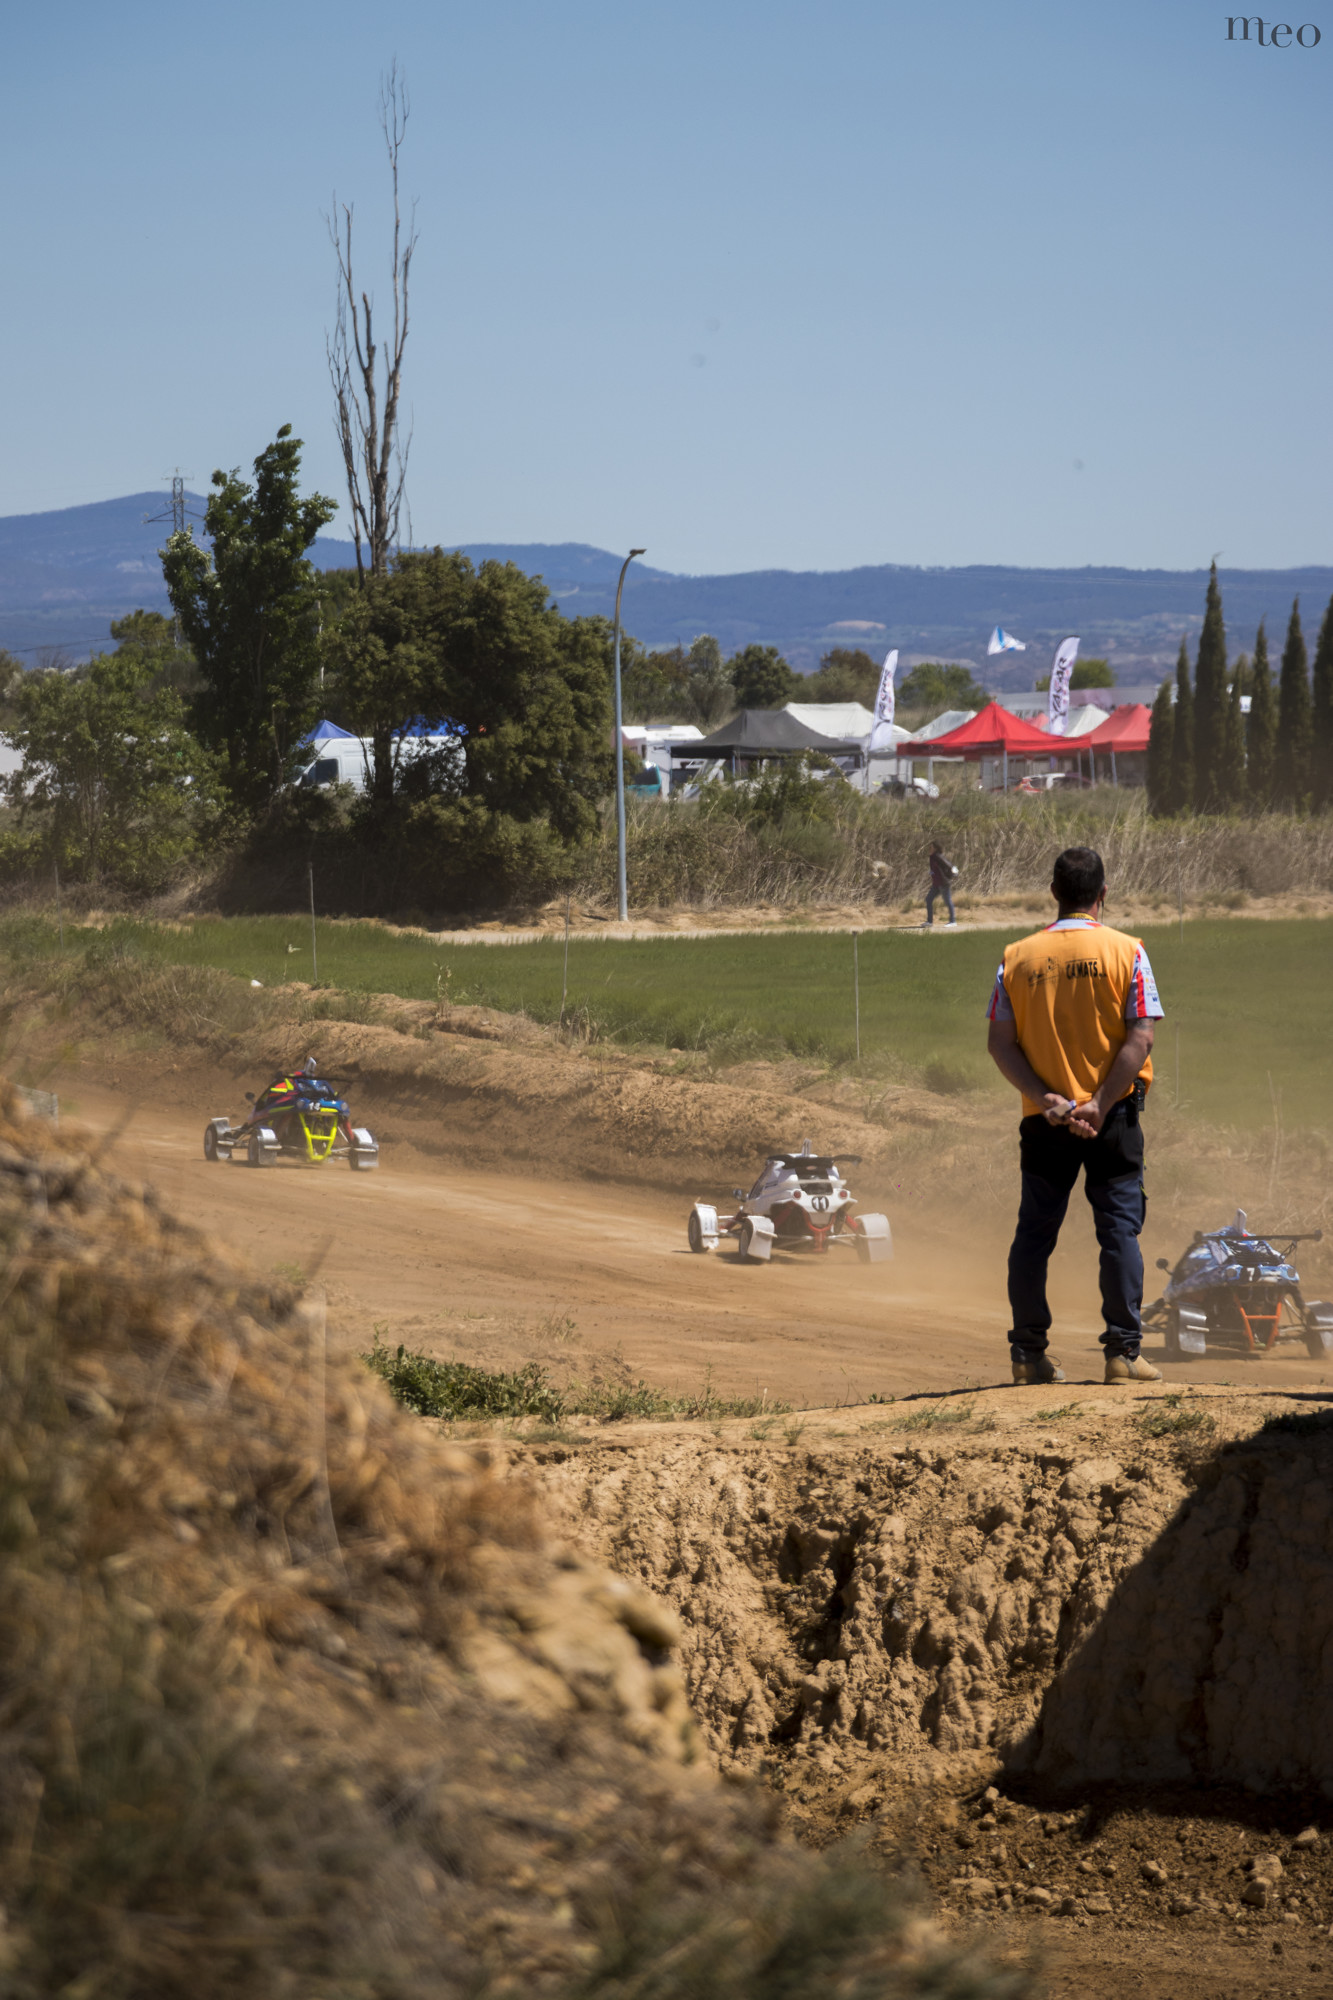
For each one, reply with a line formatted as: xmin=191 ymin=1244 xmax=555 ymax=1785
xmin=1145 ymin=676 xmax=1174 ymax=816
xmin=1274 ymin=597 xmax=1311 ymax=809
xmin=1192 ymin=561 xmax=1227 ymax=812
xmin=1219 ymin=668 xmax=1246 ymax=806
xmin=1246 ymin=622 xmax=1276 ymax=811
xmin=1167 ymin=638 xmax=1194 ymax=815
xmin=1311 ymin=593 xmax=1333 ymax=813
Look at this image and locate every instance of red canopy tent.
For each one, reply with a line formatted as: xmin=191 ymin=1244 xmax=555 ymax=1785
xmin=901 ymin=701 xmax=1066 ymax=789
xmin=1082 ymin=703 xmax=1152 ymax=784
xmin=1083 ymin=704 xmax=1152 ymax=751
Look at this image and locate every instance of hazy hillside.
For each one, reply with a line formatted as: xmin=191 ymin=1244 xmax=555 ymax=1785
xmin=1 ymin=492 xmax=1328 ymax=686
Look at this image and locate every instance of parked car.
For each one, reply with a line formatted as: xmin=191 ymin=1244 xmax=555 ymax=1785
xmin=878 ymin=775 xmax=940 ymax=801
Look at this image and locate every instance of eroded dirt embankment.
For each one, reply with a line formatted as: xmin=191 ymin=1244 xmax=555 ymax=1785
xmin=517 ymin=1393 xmax=1333 ymax=1957
xmin=522 ymin=1399 xmax=1333 ymax=1791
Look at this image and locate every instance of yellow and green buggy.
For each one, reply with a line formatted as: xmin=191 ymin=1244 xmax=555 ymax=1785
xmin=203 ymin=1063 xmax=379 ymax=1171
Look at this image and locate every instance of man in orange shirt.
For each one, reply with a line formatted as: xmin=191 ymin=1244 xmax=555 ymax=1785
xmin=986 ymin=846 xmax=1164 ymax=1387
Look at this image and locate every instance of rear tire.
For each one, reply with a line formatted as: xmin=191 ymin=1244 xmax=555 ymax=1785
xmin=350 ymin=1153 xmax=377 ymax=1172
xmin=248 ymin=1131 xmax=273 ymax=1169
xmin=738 ymin=1218 xmax=760 ymax=1262
xmin=688 ymin=1210 xmax=708 ymax=1254
xmin=1164 ymin=1307 xmax=1183 ymax=1362
xmin=204 ymin=1124 xmax=221 ymax=1162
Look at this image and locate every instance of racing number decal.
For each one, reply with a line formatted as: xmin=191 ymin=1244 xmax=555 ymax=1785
xmin=811 ymin=1196 xmax=830 ymax=1211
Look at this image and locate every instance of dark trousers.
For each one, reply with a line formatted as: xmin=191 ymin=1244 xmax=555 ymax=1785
xmin=926 ymin=882 xmax=955 ymax=923
xmin=1008 ymin=1106 xmax=1146 ymax=1363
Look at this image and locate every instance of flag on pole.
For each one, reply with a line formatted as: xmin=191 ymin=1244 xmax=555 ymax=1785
xmin=1046 ymin=637 xmax=1080 ymax=736
xmin=988 ymin=627 xmax=1027 ymax=655
xmin=868 ymin=649 xmax=898 ymax=754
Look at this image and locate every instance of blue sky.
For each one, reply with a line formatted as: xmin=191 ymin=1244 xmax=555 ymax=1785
xmin=1 ymin=0 xmax=1328 ymax=573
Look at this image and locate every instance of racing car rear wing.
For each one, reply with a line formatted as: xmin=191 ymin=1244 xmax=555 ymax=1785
xmin=1197 ymin=1228 xmax=1323 ymax=1247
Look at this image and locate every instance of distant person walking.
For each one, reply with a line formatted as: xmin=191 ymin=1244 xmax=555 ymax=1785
xmin=926 ymin=842 xmax=958 ymax=926
xmin=985 ymin=845 xmax=1165 ymax=1387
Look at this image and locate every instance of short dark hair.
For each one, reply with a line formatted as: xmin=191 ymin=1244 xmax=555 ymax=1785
xmin=1052 ymin=846 xmax=1105 ymax=909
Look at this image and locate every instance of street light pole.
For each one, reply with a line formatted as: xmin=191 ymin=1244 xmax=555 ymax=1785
xmin=612 ymin=548 xmax=646 ymax=923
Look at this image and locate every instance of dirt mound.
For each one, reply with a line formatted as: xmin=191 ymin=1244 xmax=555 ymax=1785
xmin=521 ymin=1426 xmax=1186 ymax=1781
xmin=523 ymin=1401 xmax=1333 ymax=1802
xmin=1033 ymin=1418 xmax=1333 ymax=1795
xmin=0 ymin=1085 xmax=1024 ymax=2000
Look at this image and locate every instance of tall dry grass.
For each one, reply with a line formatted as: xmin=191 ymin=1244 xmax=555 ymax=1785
xmin=575 ymin=792 xmax=1333 ymax=910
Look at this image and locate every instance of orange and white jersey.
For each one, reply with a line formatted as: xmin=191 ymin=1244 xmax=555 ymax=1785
xmin=986 ymin=915 xmax=1163 ymax=1118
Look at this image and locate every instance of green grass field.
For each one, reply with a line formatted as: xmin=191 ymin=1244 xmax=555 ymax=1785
xmin=9 ymin=912 xmax=1331 ymax=1136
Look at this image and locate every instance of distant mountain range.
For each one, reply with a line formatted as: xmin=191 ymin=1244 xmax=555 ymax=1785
xmin=2 ymin=491 xmax=1329 ymax=689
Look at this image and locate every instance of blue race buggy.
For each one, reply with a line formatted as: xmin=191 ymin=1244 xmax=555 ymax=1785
xmin=1143 ymin=1210 xmax=1333 ymax=1360
xmin=203 ymin=1059 xmax=379 ymax=1171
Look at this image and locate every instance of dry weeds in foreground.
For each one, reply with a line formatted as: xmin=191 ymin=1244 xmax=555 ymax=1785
xmin=0 ymin=1086 xmax=1030 ymax=2000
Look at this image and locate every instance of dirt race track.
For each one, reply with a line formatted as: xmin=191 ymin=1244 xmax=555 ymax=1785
xmin=58 ymin=1064 xmax=1333 ymax=1412
xmin=29 ymin=1044 xmax=1333 ymax=2000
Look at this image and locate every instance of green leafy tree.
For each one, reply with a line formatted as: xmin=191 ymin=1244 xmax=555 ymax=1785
xmin=619 ymin=641 xmax=691 ymax=725
xmin=0 ymin=649 xmax=23 ymax=729
xmin=1246 ymin=622 xmax=1276 ymax=811
xmin=1192 ymin=562 xmax=1227 ymax=812
xmin=1167 ymin=639 xmax=1194 ymax=815
xmin=1311 ymin=594 xmax=1333 ymax=813
xmin=1274 ymin=597 xmax=1311 ymax=810
xmin=3 ymin=651 xmax=218 ymax=887
xmin=683 ymin=634 xmax=735 ymax=728
xmin=897 ymin=662 xmax=989 ymax=711
xmin=161 ymin=426 xmax=337 ymax=816
xmin=377 ymin=558 xmax=613 ymax=899
xmin=1035 ymin=657 xmax=1115 ymax=691
xmin=1219 ymin=669 xmax=1246 ymax=805
xmin=109 ymin=608 xmax=199 ymax=700
xmin=727 ymin=644 xmax=799 ymax=709
xmin=1145 ymin=676 xmax=1174 ymax=816
xmin=805 ymin=648 xmax=880 ymax=705
xmin=324 ymin=551 xmax=463 ymax=805
xmin=333 ymin=550 xmax=613 ymax=834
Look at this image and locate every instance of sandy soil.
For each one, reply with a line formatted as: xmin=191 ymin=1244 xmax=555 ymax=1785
xmin=51 ymin=1070 xmax=1333 ymax=1414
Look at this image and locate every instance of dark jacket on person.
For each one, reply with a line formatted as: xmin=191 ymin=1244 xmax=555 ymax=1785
xmin=929 ymin=851 xmax=955 ymax=891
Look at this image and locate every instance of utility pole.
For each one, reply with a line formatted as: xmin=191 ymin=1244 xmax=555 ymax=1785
xmin=612 ymin=549 xmax=646 ymax=923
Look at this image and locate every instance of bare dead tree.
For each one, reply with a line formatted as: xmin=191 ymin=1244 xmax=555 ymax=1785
xmin=327 ymin=61 xmax=416 ymax=582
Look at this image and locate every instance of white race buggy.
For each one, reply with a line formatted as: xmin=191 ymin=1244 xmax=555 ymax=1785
xmin=687 ymin=1141 xmax=892 ymax=1264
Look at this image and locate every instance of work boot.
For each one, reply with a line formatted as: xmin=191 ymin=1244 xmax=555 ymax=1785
xmin=1104 ymin=1354 xmax=1163 ymax=1384
xmin=1012 ymin=1355 xmax=1066 ymax=1386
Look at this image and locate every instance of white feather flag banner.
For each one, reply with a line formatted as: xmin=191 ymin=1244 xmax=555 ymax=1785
xmin=988 ymin=627 xmax=1027 ymax=655
xmin=868 ymin=650 xmax=898 ymax=753
xmin=1046 ymin=637 xmax=1080 ymax=737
